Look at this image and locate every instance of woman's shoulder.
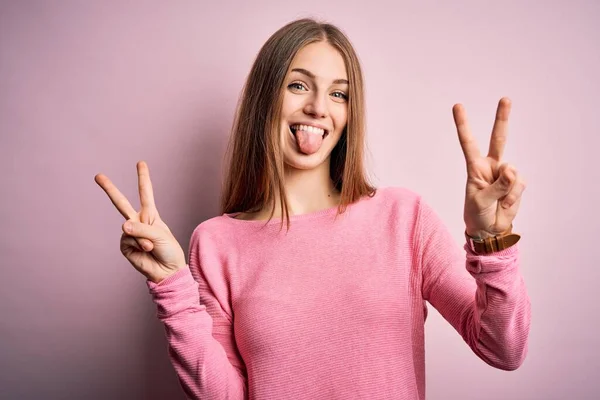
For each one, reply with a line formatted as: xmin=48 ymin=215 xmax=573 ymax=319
xmin=187 ymin=213 xmax=240 ymax=245
xmin=371 ymin=185 xmax=423 ymax=207
xmin=350 ymin=185 xmax=425 ymax=222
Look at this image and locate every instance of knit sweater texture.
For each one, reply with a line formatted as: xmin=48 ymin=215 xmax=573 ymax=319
xmin=146 ymin=186 xmax=531 ymax=399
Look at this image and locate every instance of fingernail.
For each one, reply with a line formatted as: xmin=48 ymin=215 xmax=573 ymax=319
xmin=502 ymin=201 xmax=511 ymax=208
xmin=124 ymin=222 xmax=133 ymax=233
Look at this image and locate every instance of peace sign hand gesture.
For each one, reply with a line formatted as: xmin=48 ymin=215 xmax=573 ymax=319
xmin=95 ymin=161 xmax=186 ymax=283
xmin=453 ymin=97 xmax=527 ymax=239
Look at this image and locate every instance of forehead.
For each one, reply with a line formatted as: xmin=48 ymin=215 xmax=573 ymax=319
xmin=289 ymin=41 xmax=348 ymax=82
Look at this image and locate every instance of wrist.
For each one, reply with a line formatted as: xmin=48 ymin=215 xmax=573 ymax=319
xmin=465 ymin=230 xmax=492 ymax=239
xmin=466 ymin=225 xmax=513 ymax=240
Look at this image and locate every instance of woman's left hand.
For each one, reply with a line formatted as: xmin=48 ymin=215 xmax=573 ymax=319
xmin=452 ymin=97 xmax=526 ymax=239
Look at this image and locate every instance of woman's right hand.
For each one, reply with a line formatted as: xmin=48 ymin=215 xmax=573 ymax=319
xmin=95 ymin=161 xmax=186 ymax=284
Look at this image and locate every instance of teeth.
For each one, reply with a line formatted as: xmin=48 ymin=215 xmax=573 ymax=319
xmin=291 ymin=124 xmax=325 ymax=135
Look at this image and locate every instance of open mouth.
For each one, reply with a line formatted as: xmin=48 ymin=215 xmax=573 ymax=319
xmin=289 ymin=124 xmax=329 ymax=139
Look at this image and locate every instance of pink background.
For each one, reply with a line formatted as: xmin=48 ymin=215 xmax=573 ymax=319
xmin=1 ymin=1 xmax=598 ymax=399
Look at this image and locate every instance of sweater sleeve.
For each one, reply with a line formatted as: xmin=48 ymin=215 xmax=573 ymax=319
xmin=415 ymin=196 xmax=531 ymax=371
xmin=146 ymin=228 xmax=247 ymax=399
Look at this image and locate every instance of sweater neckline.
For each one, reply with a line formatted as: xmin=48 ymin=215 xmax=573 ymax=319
xmin=221 ymin=189 xmax=382 ymax=225
xmin=222 ymin=202 xmax=344 ymax=225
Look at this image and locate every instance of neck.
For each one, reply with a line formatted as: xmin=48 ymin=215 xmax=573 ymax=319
xmin=249 ymin=160 xmax=341 ymax=220
xmin=281 ymin=161 xmax=341 ymax=214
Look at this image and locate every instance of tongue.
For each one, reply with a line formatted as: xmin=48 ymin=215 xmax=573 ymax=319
xmin=295 ymin=129 xmax=323 ymax=155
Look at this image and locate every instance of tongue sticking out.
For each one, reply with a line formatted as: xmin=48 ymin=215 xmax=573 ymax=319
xmin=294 ymin=129 xmax=324 ymax=155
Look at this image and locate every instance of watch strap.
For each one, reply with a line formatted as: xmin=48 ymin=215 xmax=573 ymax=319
xmin=465 ymin=226 xmax=521 ymax=254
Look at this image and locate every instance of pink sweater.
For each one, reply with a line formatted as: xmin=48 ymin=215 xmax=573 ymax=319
xmin=146 ymin=186 xmax=530 ymax=399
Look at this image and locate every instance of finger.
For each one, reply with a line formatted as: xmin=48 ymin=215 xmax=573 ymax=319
xmin=137 ymin=161 xmax=157 ymax=214
xmin=121 ymin=233 xmax=142 ymax=252
xmin=452 ymin=103 xmax=481 ymax=165
xmin=138 ymin=209 xmax=156 ymax=252
xmin=488 ymin=97 xmax=511 ymax=161
xmin=500 ymin=177 xmax=526 ymax=209
xmin=123 ymin=219 xmax=161 ymax=242
xmin=496 ymin=187 xmax=523 ymax=228
xmin=94 ymin=173 xmax=138 ymax=220
xmin=121 ymin=232 xmax=154 ymax=253
xmin=137 ymin=237 xmax=155 ymax=252
xmin=476 ymin=163 xmax=517 ymax=207
xmin=139 ymin=207 xmax=158 ymax=229
xmin=124 ymin=223 xmax=156 ymax=252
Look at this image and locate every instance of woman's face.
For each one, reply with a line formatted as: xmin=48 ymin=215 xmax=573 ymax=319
xmin=280 ymin=41 xmax=349 ymax=170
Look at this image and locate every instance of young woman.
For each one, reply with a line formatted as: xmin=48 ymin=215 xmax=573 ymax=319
xmin=95 ymin=18 xmax=530 ymax=400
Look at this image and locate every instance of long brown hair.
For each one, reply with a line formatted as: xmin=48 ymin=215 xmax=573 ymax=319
xmin=220 ymin=18 xmax=376 ymax=229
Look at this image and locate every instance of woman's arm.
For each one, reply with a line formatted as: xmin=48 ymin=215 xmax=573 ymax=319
xmin=147 ymin=230 xmax=247 ymax=399
xmin=416 ymin=197 xmax=531 ymax=370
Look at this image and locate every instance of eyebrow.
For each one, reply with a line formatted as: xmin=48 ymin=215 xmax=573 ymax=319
xmin=291 ymin=68 xmax=349 ymax=85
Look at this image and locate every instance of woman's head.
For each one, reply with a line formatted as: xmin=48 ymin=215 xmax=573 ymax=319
xmin=280 ymin=40 xmax=348 ymax=170
xmin=221 ymin=18 xmax=375 ymax=224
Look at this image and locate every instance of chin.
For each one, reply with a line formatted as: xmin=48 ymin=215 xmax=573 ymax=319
xmin=283 ymin=151 xmax=331 ymax=171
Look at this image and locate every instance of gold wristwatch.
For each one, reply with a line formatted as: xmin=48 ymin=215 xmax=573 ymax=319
xmin=465 ymin=225 xmax=521 ymax=255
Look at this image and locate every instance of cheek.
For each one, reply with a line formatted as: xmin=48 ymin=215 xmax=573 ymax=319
xmin=281 ymin=93 xmax=303 ymax=116
xmin=332 ymin=107 xmax=348 ymax=133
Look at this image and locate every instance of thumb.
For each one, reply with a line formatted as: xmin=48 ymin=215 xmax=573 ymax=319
xmin=123 ymin=220 xmax=162 ymax=242
xmin=478 ymin=164 xmax=516 ymax=206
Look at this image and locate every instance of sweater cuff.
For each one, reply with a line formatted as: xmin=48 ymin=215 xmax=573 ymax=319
xmin=146 ymin=265 xmax=194 ymax=292
xmin=464 ymin=241 xmax=520 ymax=274
xmin=146 ymin=265 xmax=200 ymax=319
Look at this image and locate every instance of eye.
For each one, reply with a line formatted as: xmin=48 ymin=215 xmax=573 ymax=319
xmin=331 ymin=91 xmax=348 ymax=100
xmin=288 ymin=82 xmax=307 ymax=91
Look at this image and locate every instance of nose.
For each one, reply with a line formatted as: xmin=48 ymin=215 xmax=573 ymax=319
xmin=303 ymin=90 xmax=328 ymax=119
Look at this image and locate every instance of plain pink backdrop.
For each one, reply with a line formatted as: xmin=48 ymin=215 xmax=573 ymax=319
xmin=1 ymin=1 xmax=598 ymax=399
